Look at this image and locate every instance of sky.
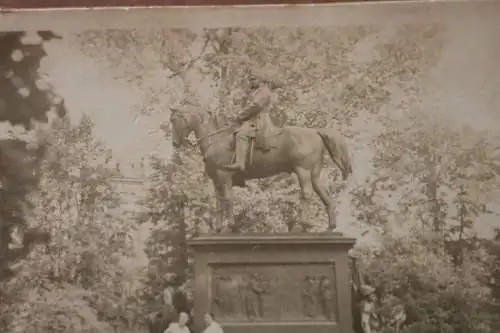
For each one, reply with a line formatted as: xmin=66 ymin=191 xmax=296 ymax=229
xmin=429 ymin=15 xmax=500 ymax=132
xmin=33 ymin=16 xmax=500 ymax=239
xmin=40 ymin=36 xmax=173 ymax=174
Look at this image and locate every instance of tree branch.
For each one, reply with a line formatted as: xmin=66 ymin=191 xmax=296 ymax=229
xmin=167 ymin=36 xmax=210 ymax=79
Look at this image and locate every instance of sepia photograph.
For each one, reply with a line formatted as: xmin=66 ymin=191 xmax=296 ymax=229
xmin=0 ymin=1 xmax=499 ymax=333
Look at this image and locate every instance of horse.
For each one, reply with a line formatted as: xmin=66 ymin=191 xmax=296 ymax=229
xmin=169 ymin=103 xmax=352 ymax=233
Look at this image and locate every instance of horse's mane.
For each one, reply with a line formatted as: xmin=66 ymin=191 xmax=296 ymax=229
xmin=176 ymin=99 xmax=233 ymax=133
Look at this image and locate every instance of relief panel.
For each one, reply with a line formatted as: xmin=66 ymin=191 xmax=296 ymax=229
xmin=209 ymin=263 xmax=337 ymax=322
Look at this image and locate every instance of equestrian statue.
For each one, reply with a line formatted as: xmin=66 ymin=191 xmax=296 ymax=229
xmin=169 ymin=64 xmax=352 ymax=233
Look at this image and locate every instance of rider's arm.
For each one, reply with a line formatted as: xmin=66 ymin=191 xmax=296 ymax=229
xmin=236 ymin=88 xmax=269 ymax=122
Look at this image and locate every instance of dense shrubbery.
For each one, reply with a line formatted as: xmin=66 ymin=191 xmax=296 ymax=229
xmin=356 ymin=230 xmax=496 ymax=333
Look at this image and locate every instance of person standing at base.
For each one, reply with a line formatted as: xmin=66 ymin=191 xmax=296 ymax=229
xmin=360 ymin=285 xmax=380 ymax=333
xmin=164 ymin=312 xmax=191 ymax=333
xmin=201 ymin=313 xmax=224 ymax=333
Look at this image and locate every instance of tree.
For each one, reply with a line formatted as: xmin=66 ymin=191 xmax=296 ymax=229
xmin=2 ymin=115 xmax=145 ymax=333
xmin=75 ymin=28 xmax=203 ymax=115
xmin=357 ymin=228 xmax=494 ymax=333
xmin=0 ymin=30 xmax=67 ymax=283
xmin=137 ymin=151 xmax=208 ymax=330
xmin=349 ymin=103 xmax=500 ymax=333
xmin=0 ymin=31 xmax=66 ymax=127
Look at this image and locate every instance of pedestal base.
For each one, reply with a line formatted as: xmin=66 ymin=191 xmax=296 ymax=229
xmin=187 ymin=233 xmax=356 ymax=333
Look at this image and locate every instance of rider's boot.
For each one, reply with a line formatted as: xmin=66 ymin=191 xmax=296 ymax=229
xmin=223 ymin=136 xmax=249 ymax=172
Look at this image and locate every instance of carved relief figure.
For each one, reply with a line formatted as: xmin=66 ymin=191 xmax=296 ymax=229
xmin=211 ymin=265 xmax=335 ymax=322
xmin=302 ymin=275 xmax=321 ymax=318
xmin=244 ymin=273 xmax=269 ymax=319
xmin=212 ymin=275 xmax=240 ymax=318
xmin=318 ymin=275 xmax=336 ymax=321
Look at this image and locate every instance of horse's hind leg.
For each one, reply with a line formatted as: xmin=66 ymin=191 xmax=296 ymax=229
xmin=312 ymin=166 xmax=337 ymax=231
xmin=223 ymin=182 xmax=237 ymax=233
xmin=213 ymin=184 xmax=225 ymax=233
xmin=295 ymin=167 xmax=315 ymax=231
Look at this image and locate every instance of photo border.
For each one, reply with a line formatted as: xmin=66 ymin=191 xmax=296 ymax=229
xmin=1 ymin=0 xmax=497 ymax=33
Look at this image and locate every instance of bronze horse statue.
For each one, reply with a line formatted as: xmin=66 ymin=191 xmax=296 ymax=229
xmin=169 ymin=103 xmax=352 ymax=232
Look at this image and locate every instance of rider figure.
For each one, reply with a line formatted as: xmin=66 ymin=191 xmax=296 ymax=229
xmin=223 ymin=66 xmax=280 ymax=172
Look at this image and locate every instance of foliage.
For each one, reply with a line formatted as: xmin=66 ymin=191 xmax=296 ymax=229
xmin=201 ymin=24 xmax=444 ymax=128
xmin=1 ymin=115 xmax=146 ymax=333
xmin=0 ymin=30 xmax=67 ymax=284
xmin=137 ymin=151 xmax=206 ymax=327
xmin=0 ymin=31 xmax=67 ymax=127
xmin=10 ymin=285 xmax=113 ymax=333
xmin=357 ymin=228 xmax=496 ymax=333
xmin=350 ymin=110 xmax=500 ymax=333
xmin=0 ymin=139 xmax=45 ymax=279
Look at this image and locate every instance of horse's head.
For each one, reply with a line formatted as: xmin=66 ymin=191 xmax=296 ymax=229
xmin=169 ymin=105 xmax=195 ymax=149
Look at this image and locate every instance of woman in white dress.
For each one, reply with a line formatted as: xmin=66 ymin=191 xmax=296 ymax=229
xmin=164 ymin=312 xmax=191 ymax=333
xmin=201 ymin=313 xmax=224 ymax=333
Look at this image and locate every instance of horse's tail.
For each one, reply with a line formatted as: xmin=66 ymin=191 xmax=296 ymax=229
xmin=317 ymin=128 xmax=352 ymax=180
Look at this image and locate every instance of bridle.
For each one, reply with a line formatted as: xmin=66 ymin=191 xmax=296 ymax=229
xmin=170 ymin=107 xmax=235 ymax=146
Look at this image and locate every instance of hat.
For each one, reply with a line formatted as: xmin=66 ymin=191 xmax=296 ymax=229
xmin=360 ymin=285 xmax=376 ymax=297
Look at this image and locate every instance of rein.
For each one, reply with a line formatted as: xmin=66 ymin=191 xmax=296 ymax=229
xmin=172 ymin=107 xmax=237 ymax=152
xmin=196 ymin=125 xmax=237 ymax=143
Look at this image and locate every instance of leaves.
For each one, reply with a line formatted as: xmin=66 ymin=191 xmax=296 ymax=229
xmin=0 ymin=31 xmax=67 ymax=127
xmin=1 ymin=115 xmax=146 ymax=333
xmin=0 ymin=30 xmax=67 ymax=284
xmin=9 ymin=284 xmax=113 ymax=333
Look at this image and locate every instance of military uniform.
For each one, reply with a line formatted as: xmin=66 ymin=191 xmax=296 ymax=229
xmin=223 ymin=67 xmax=280 ymax=172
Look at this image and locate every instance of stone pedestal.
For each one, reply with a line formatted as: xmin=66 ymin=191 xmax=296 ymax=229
xmin=187 ymin=233 xmax=356 ymax=333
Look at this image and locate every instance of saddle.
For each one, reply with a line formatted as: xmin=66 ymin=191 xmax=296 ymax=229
xmin=254 ymin=134 xmax=275 ymax=152
xmin=229 ymin=131 xmax=277 ymax=152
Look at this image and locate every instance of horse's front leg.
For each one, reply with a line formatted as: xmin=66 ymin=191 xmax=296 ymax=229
xmin=295 ymin=167 xmax=315 ymax=231
xmin=214 ymin=187 xmax=224 ymax=233
xmin=214 ymin=174 xmax=235 ymax=233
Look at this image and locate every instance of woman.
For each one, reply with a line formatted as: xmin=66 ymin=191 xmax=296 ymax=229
xmin=201 ymin=313 xmax=224 ymax=333
xmin=360 ymin=285 xmax=380 ymax=333
xmin=164 ymin=312 xmax=191 ymax=333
